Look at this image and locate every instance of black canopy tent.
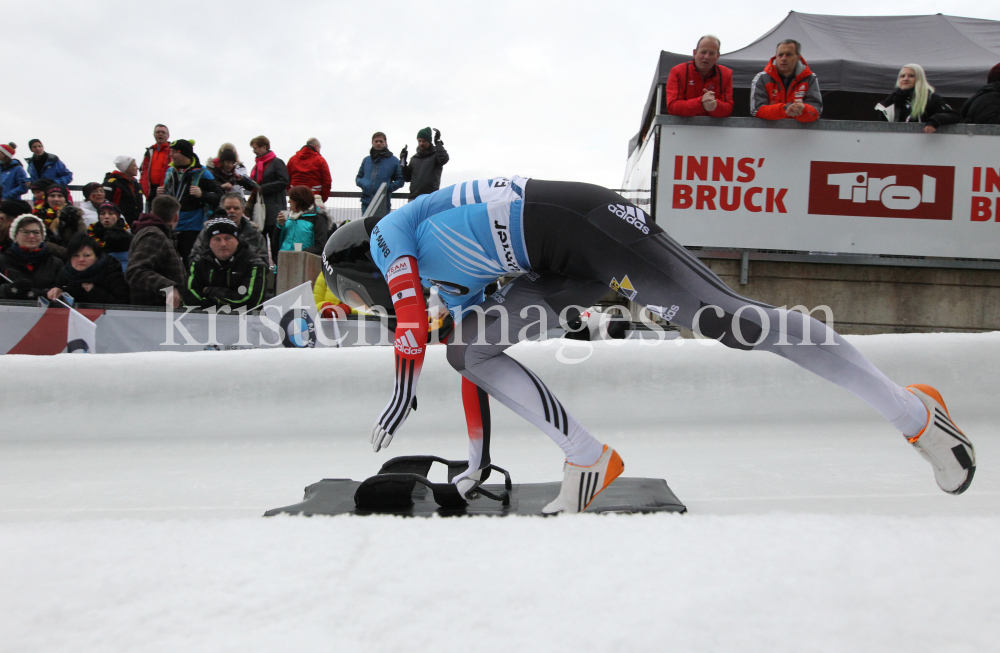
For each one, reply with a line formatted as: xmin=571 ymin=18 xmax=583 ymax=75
xmin=636 ymin=11 xmax=1000 ymax=145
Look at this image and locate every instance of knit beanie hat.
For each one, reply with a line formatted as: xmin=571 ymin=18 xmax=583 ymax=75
xmin=218 ymin=149 xmax=237 ymax=163
xmin=9 ymin=214 xmax=45 ymax=241
xmin=0 ymin=143 xmax=14 ymax=158
xmin=204 ymin=217 xmax=239 ymax=239
xmin=47 ymin=185 xmax=68 ymax=198
xmin=82 ymin=182 xmax=103 ymax=200
xmin=114 ymin=155 xmax=135 ymax=173
xmin=417 ymin=127 xmax=432 ymax=141
xmin=1 ymin=199 xmax=32 ymax=218
xmin=989 ymin=63 xmax=1000 ymax=85
xmin=98 ymin=202 xmax=121 ymax=216
xmin=169 ymin=139 xmax=195 ymax=158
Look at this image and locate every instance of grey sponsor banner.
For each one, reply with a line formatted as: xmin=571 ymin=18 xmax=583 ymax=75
xmin=91 ymin=309 xmax=391 ymax=353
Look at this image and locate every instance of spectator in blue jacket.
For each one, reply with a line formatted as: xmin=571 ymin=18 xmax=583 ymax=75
xmin=26 ymin=139 xmax=73 ymax=185
xmin=0 ymin=143 xmax=29 ymax=200
xmin=161 ymin=139 xmax=223 ymax=262
xmin=355 ymin=132 xmax=403 ymax=214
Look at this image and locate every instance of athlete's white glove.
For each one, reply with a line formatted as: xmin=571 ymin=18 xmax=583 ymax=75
xmin=370 ymin=397 xmax=417 ymax=452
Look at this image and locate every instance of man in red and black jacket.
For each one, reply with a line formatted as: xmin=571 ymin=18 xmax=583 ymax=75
xmin=665 ymin=35 xmax=733 ymax=118
xmin=751 ymin=39 xmax=823 ymax=122
xmin=140 ymin=124 xmax=171 ymax=210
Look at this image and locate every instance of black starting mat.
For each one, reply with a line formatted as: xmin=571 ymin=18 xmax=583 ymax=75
xmin=264 ymin=455 xmax=686 ymax=517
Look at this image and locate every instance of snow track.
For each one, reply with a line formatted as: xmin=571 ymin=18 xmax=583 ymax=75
xmin=1 ymin=333 xmax=998 ymax=651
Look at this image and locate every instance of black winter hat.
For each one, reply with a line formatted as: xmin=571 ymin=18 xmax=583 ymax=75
xmin=1 ymin=199 xmax=33 ymax=218
xmin=204 ymin=217 xmax=239 ymax=239
xmin=82 ymin=182 xmax=103 ymax=200
xmin=169 ymin=139 xmax=195 ymax=158
xmin=219 ymin=148 xmax=237 ymax=162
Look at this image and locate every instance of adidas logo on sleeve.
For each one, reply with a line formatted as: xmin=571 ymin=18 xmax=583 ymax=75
xmin=394 ymin=330 xmax=423 ymax=355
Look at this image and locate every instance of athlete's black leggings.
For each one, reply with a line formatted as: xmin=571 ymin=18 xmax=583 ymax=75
xmin=447 ymin=181 xmax=926 ymax=467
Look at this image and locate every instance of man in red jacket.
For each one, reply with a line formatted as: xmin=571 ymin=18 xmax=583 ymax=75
xmin=287 ymin=137 xmax=332 ymax=202
xmin=665 ymin=35 xmax=733 ymax=117
xmin=140 ymin=124 xmax=171 ymax=210
xmin=751 ymin=40 xmax=823 ymax=122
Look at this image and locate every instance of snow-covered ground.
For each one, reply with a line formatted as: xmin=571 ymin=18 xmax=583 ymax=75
xmin=1 ymin=333 xmax=998 ymax=651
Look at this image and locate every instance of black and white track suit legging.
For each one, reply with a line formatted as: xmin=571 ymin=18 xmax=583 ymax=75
xmin=447 ymin=180 xmax=927 ymax=467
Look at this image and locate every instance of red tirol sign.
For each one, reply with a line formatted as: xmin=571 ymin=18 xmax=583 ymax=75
xmin=808 ymin=161 xmax=955 ymax=220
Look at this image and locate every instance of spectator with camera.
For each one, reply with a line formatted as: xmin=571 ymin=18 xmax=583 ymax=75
xmin=182 ymin=216 xmax=266 ymax=310
xmin=187 ymin=192 xmax=269 ymax=266
xmin=0 ymin=215 xmax=62 ymax=300
xmin=125 ymin=195 xmax=186 ymax=307
xmin=876 ymin=64 xmax=959 ymax=132
xmin=88 ymin=203 xmax=133 ymax=270
xmin=207 ymin=147 xmax=254 ymax=198
xmin=356 ymin=132 xmax=404 ymax=213
xmin=47 ymin=234 xmax=130 ymax=305
xmin=401 ymin=127 xmax=449 ymax=200
xmin=0 ymin=143 xmax=29 ymax=200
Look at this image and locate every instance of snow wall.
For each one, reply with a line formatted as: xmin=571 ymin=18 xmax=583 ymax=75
xmin=3 ymin=332 xmax=996 ymax=444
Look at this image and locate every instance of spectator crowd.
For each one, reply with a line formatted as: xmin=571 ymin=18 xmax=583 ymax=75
xmin=0 ymin=125 xmax=451 ymax=313
xmin=1 ymin=36 xmax=998 ymax=314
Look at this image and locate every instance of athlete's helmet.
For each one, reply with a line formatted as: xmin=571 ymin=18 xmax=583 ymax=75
xmin=322 ymin=216 xmax=394 ymax=313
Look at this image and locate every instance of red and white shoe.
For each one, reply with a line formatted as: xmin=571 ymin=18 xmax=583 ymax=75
xmin=907 ymin=384 xmax=976 ymax=495
xmin=542 ymin=445 xmax=625 ymax=514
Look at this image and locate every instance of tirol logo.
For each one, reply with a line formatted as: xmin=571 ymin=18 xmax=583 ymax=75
xmin=808 ymin=161 xmax=955 ymax=220
xmin=610 ymin=275 xmax=637 ymax=301
xmin=279 ymin=309 xmax=316 ymax=348
xmin=608 ymin=204 xmax=650 ymax=234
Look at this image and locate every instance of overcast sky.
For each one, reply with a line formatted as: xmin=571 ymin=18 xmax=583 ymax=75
xmin=6 ymin=0 xmax=999 ymax=195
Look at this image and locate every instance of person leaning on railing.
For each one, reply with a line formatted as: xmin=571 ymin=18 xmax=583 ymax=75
xmin=665 ymin=35 xmax=733 ymax=118
xmin=750 ymin=39 xmax=822 ymax=122
xmin=875 ymin=64 xmax=958 ymax=133
xmin=960 ymin=63 xmax=1000 ymax=125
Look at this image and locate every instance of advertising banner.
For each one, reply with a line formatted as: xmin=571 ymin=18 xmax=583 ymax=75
xmin=656 ymin=124 xmax=1000 ymax=258
xmin=0 ymin=305 xmax=391 ymax=355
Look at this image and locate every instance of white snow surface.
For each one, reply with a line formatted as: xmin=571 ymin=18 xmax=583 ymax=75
xmin=2 ymin=333 xmax=998 ymax=651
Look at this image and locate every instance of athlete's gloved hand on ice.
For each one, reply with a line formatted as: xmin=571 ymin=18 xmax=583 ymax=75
xmin=371 ymin=394 xmax=418 ymax=451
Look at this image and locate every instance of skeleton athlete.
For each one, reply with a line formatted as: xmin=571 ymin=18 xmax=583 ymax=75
xmin=322 ymin=176 xmax=976 ymax=514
